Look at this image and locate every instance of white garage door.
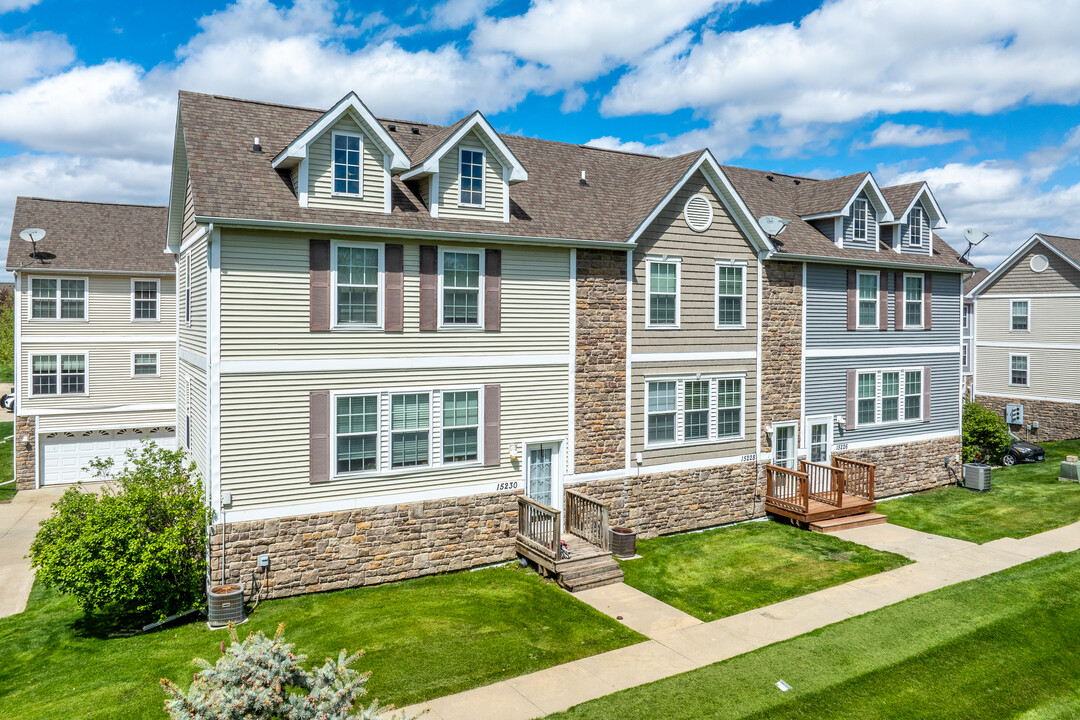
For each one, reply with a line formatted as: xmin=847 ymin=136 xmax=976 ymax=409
xmin=41 ymin=429 xmax=177 ymax=485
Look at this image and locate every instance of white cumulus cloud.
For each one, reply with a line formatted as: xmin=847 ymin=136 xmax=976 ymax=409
xmin=861 ymin=122 xmax=970 ymax=149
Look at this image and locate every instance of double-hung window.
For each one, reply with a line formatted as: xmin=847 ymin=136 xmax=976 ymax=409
xmin=391 ymin=393 xmax=430 ymax=469
xmin=333 ymin=132 xmax=362 ymax=196
xmin=336 ymin=395 xmax=378 ymax=473
xmin=856 ymin=368 xmax=924 ymax=426
xmin=459 ymin=148 xmax=484 ymax=207
xmin=132 ymin=352 xmax=158 ymax=377
xmin=852 ymin=198 xmax=868 ymax=241
xmin=857 ymin=372 xmax=877 ymax=425
xmin=442 ymin=390 xmax=479 ymax=463
xmin=30 ymin=277 xmax=86 ymax=320
xmin=715 ymin=262 xmax=745 ymax=328
xmin=683 ymin=381 xmax=710 ymax=441
xmin=904 ymin=371 xmax=922 ymax=420
xmin=716 ymin=379 xmax=742 ymax=438
xmin=1010 ymin=300 xmax=1029 ymax=332
xmin=31 ymin=353 xmax=86 ymax=396
xmin=440 ymin=250 xmax=481 ymax=326
xmin=903 ymin=274 xmax=924 ymax=328
xmin=647 ymin=259 xmax=679 ymax=327
xmin=1010 ymin=355 xmax=1029 ymax=386
xmin=646 ymin=381 xmax=677 ymax=444
xmin=857 ymin=272 xmax=878 ymax=328
xmin=646 ymin=375 xmax=744 ymax=447
xmin=132 ymin=279 xmax=159 ymax=321
xmin=334 ymin=243 xmax=382 ymax=327
xmin=907 ymin=206 xmax=927 ymax=249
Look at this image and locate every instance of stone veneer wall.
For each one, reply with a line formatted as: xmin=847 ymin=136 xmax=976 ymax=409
xmin=14 ymin=415 xmax=35 ymax=490
xmin=838 ymin=435 xmax=961 ymax=497
xmin=211 ymin=492 xmax=519 ymax=599
xmin=974 ymin=394 xmax=1080 ymax=443
xmin=575 ymin=249 xmax=627 ymax=472
xmin=759 ymin=261 xmax=803 ymax=454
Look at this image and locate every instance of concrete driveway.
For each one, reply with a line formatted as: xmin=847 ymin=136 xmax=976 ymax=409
xmin=0 ymin=485 xmax=67 ymax=618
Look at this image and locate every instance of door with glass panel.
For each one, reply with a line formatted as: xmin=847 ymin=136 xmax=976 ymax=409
xmin=773 ymin=424 xmax=797 ymax=470
xmin=807 ymin=418 xmax=831 ymax=464
xmin=525 ymin=442 xmax=561 ymax=510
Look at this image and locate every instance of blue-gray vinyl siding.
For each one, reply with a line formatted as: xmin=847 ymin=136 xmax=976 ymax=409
xmin=841 ymin=191 xmax=878 ymax=251
xmin=806 ymin=264 xmax=961 ymax=349
xmin=805 ymin=353 xmax=961 ymax=444
xmin=809 ymin=218 xmax=835 ymax=243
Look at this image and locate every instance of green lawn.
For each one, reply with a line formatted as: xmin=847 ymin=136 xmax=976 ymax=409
xmin=619 ymin=520 xmax=910 ymax=621
xmin=0 ymin=566 xmax=644 ymax=719
xmin=0 ymin=420 xmax=14 ymax=503
xmin=880 ymin=438 xmax=1080 ymax=544
xmin=551 ymin=549 xmax=1080 ymax=720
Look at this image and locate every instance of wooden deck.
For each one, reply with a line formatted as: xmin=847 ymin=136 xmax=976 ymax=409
xmin=764 ymin=456 xmax=879 ymax=527
xmin=767 ymin=493 xmax=877 ymax=523
xmin=516 ymin=493 xmax=624 ymax=592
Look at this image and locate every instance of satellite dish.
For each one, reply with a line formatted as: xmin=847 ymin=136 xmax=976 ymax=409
xmin=19 ymin=228 xmax=46 ymax=243
xmin=963 ymin=228 xmax=988 ymax=246
xmin=758 ymin=215 xmax=791 ymax=237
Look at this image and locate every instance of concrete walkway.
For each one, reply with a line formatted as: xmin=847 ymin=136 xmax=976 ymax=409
xmin=403 ymin=520 xmax=1080 ymax=720
xmin=0 ymin=485 xmax=67 ymax=618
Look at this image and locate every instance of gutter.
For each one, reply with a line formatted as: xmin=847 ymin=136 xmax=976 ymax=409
xmin=764 ymin=251 xmax=974 ymax=274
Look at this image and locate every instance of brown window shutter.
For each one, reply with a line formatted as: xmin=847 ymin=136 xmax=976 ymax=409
xmin=846 ymin=369 xmax=857 ymax=429
xmin=420 ymin=245 xmax=438 ymax=331
xmin=310 ymin=239 xmax=331 ymax=332
xmin=893 ymin=271 xmax=903 ymax=330
xmin=483 ymin=384 xmax=501 ymax=467
xmin=309 ymin=390 xmax=331 ymax=484
xmin=878 ymin=270 xmax=888 ymax=330
xmin=484 ymin=248 xmax=501 ymax=331
xmin=846 ymin=268 xmax=857 ymax=331
xmin=922 ymin=366 xmax=932 ymax=422
xmin=384 ymin=244 xmax=404 ymax=332
xmin=923 ymin=273 xmax=933 ymax=330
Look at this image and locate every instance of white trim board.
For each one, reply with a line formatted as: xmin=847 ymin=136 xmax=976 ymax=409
xmin=28 ymin=403 xmax=177 ymax=417
xmin=974 ymin=391 xmax=1080 ymax=405
xmin=976 ymin=341 xmax=1080 ymax=351
xmin=569 ymin=450 xmax=756 ymax=484
xmin=178 ymin=348 xmax=208 ymax=370
xmin=805 ymin=345 xmax=960 ymax=358
xmin=836 ymin=429 xmax=961 ymax=451
xmin=631 ymin=350 xmax=756 ymax=363
xmin=20 ymin=334 xmax=176 ymax=345
xmin=219 ymin=353 xmax=572 ymax=375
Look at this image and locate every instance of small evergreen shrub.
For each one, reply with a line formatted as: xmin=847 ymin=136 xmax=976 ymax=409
xmin=962 ymin=402 xmax=1011 ymax=463
xmin=162 ymin=623 xmax=416 ymax=720
xmin=30 ymin=439 xmax=208 ymax=622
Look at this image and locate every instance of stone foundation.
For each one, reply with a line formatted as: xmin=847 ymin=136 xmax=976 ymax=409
xmin=974 ymin=394 xmax=1080 ymax=443
xmin=837 ymin=435 xmax=961 ymax=497
xmin=14 ymin=415 xmax=35 ymax=490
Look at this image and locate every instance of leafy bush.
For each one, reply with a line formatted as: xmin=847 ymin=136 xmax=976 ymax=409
xmin=162 ymin=623 xmax=415 ymax=720
xmin=30 ymin=439 xmax=208 ymax=622
xmin=962 ymin=402 xmax=1011 ymax=463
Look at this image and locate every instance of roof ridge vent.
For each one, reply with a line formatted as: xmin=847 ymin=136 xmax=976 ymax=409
xmin=252 ymin=137 xmax=262 ymax=153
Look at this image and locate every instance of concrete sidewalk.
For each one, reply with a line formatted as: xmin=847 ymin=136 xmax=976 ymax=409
xmin=403 ymin=520 xmax=1080 ymax=720
xmin=0 ymin=485 xmax=67 ymax=618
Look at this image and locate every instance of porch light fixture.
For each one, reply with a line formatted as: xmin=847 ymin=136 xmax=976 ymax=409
xmin=836 ymin=416 xmax=846 ymax=430
xmin=508 ymin=443 xmax=519 ymax=461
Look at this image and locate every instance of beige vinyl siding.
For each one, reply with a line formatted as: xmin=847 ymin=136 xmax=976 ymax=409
xmin=20 ymin=274 xmax=175 ymax=337
xmin=975 ymin=346 xmax=1080 ymax=402
xmin=307 ymin=113 xmax=387 ymax=213
xmin=218 ymin=230 xmax=571 ymax=359
xmin=982 ymin=243 xmax=1080 ymax=294
xmin=219 ymin=365 xmax=568 ymax=512
xmin=631 ymin=359 xmax=757 ymax=466
xmin=633 ymin=172 xmax=759 ymax=353
xmin=976 ymin=296 xmax=1080 ymax=344
xmin=437 ymin=130 xmax=506 ymax=222
xmin=179 ymin=236 xmax=207 ymax=356
xmin=37 ymin=408 xmax=176 ymax=433
xmin=178 ymin=360 xmax=209 ymax=481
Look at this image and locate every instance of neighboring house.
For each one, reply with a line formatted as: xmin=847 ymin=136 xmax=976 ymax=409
xmin=162 ymin=90 xmax=969 ymax=598
xmin=969 ymin=234 xmax=1080 ymax=441
xmin=962 ymin=267 xmax=989 ymax=399
xmin=5 ymin=198 xmax=176 ymax=488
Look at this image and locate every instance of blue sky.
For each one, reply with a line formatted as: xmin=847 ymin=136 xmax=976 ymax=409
xmin=2 ymin=0 xmax=1080 ymax=279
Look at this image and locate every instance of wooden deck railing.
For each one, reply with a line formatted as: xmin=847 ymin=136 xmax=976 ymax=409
xmin=832 ymin=456 xmax=875 ymax=500
xmin=800 ymin=460 xmax=845 ymax=508
xmin=564 ymin=489 xmax=610 ymax=550
xmin=516 ymin=496 xmax=561 ymax=561
xmin=765 ymin=464 xmax=809 ymax=514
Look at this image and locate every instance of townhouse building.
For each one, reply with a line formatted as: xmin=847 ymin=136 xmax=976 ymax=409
xmin=962 ymin=267 xmax=989 ymax=399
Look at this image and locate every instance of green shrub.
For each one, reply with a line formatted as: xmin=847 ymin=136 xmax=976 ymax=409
xmin=162 ymin=623 xmax=415 ymax=720
xmin=962 ymin=402 xmax=1011 ymax=463
xmin=30 ymin=439 xmax=208 ymax=622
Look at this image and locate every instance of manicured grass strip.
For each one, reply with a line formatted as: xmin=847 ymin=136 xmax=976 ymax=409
xmin=619 ymin=520 xmax=909 ymax=621
xmin=882 ymin=439 xmax=1080 ymax=544
xmin=0 ymin=420 xmax=14 ymax=503
xmin=549 ymin=550 xmax=1080 ymax=720
xmin=0 ymin=566 xmax=643 ymax=719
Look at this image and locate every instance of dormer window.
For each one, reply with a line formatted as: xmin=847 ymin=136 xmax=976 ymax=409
xmin=853 ymin=198 xmax=869 ymax=241
xmin=459 ymin=148 xmax=485 ymax=207
xmin=907 ymin=206 xmax=928 ymax=249
xmin=333 ymin=132 xmax=362 ymax=196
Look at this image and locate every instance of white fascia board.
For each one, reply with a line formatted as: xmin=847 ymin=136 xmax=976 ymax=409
xmin=967 ymin=234 xmax=1067 ymax=298
xmin=627 ymin=150 xmax=775 ymax=253
xmin=886 ymin=183 xmax=947 ymax=228
xmin=399 ymin=111 xmax=528 ymax=184
xmin=271 ymin=92 xmax=410 ymax=172
xmin=839 ymin=174 xmax=895 ymax=223
xmin=165 ymin=112 xmax=187 ymax=253
xmin=776 ymin=254 xmax=969 ymax=273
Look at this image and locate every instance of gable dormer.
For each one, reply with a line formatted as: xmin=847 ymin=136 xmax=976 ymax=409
xmin=272 ymin=92 xmax=410 ymax=214
xmin=796 ymin=173 xmax=893 ymax=252
xmin=881 ymin=183 xmax=946 ymax=256
xmin=400 ymin=111 xmax=527 ymax=223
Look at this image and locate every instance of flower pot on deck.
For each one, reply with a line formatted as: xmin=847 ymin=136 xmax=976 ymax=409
xmin=610 ymin=527 xmax=638 ymax=558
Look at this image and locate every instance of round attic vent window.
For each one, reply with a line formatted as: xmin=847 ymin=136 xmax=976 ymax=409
xmin=1030 ymin=254 xmax=1049 ymax=273
xmin=684 ymin=194 xmax=714 ymax=232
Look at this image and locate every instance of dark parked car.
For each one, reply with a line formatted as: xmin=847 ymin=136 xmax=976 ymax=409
xmin=1003 ymin=433 xmax=1045 ymax=466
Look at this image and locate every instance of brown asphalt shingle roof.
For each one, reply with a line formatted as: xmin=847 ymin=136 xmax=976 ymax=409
xmin=406 ymin=114 xmax=470 ymax=169
xmin=881 ymin=182 xmax=923 ymax=220
xmin=5 ymin=197 xmax=171 ymax=273
xmin=1039 ymin=234 xmax=1080 ymax=268
xmin=963 ymin=267 xmax=990 ymax=294
xmin=793 ymin=172 xmax=868 ymax=216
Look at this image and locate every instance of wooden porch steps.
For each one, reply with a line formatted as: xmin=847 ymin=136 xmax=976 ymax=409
xmin=809 ymin=513 xmax=888 ymax=533
xmin=558 ymin=554 xmax=624 ymax=593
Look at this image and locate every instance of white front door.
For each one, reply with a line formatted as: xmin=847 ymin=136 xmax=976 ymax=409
xmin=525 ymin=442 xmax=562 ymax=510
xmin=773 ymin=424 xmax=797 ymax=470
xmin=807 ymin=417 xmax=832 ymax=464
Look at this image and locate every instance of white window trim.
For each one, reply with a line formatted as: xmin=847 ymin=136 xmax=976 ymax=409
xmin=854 ymin=367 xmax=925 ymax=427
xmin=331 ymin=131 xmax=364 ymax=198
xmin=1009 ymin=353 xmax=1030 ymax=387
xmin=902 ymin=272 xmax=924 ymax=329
xmin=330 ymin=240 xmax=385 ymax=330
xmin=439 ymin=388 xmax=484 ymax=467
xmin=131 ymin=350 xmax=160 ymax=378
xmin=714 ymin=260 xmax=747 ymax=330
xmin=331 ymin=392 xmax=382 ymax=477
xmin=771 ymin=421 xmax=799 ymax=470
xmin=457 ymin=146 xmax=486 ymax=209
xmin=1010 ymin=299 xmax=1030 ymax=333
xmin=27 ymin=275 xmax=88 ymax=322
xmin=131 ymin=278 xmax=161 ymax=322
xmin=644 ymin=373 xmax=746 ymax=450
xmin=904 ymin=206 xmax=929 ymax=251
xmin=645 ymin=256 xmax=681 ymax=329
xmin=852 ymin=198 xmax=869 ymax=242
xmin=28 ymin=351 xmax=89 ymax=397
xmin=804 ymin=415 xmax=833 ymax=464
xmin=856 ymin=270 xmax=879 ymax=329
xmin=437 ymin=247 xmax=485 ymax=330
